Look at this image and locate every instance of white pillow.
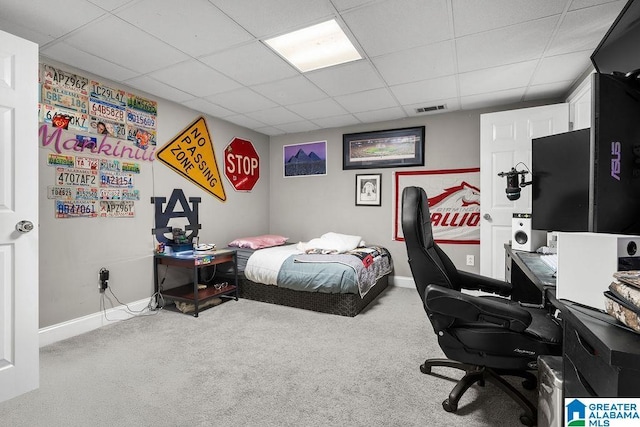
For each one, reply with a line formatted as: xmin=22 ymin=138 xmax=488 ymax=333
xmin=306 ymin=232 xmax=363 ymax=253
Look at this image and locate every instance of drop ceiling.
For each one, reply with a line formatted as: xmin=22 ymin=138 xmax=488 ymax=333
xmin=0 ymin=0 xmax=626 ymax=136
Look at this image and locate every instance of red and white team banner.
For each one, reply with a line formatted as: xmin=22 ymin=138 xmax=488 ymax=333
xmin=394 ymin=168 xmax=480 ymax=244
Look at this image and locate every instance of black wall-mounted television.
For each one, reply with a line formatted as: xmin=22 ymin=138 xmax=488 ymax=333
xmin=531 ymin=129 xmax=591 ymax=232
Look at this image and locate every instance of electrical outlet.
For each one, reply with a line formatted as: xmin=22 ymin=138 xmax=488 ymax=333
xmin=466 ymin=255 xmax=475 ymax=266
xmin=99 ymin=268 xmax=109 ymax=292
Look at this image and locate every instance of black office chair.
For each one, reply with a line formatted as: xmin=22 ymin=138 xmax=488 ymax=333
xmin=401 ymin=186 xmax=562 ymax=426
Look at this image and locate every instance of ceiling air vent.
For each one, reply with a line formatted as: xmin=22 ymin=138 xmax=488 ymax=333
xmin=415 ymin=104 xmax=446 ymax=114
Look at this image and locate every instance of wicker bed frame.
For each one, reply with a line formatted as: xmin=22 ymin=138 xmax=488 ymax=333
xmin=236 ymin=274 xmax=389 ymax=317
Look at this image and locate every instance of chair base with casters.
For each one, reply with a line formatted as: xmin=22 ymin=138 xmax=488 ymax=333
xmin=420 ymin=358 xmax=538 ymax=426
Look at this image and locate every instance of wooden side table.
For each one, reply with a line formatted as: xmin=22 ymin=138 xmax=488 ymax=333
xmin=153 ymin=248 xmax=238 ymax=317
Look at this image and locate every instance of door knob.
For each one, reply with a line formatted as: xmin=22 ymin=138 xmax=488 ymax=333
xmin=483 ymin=213 xmax=492 ymax=221
xmin=15 ymin=220 xmax=34 ymax=233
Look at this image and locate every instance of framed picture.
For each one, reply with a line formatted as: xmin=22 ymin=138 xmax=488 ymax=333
xmin=355 ymin=174 xmax=381 ymax=206
xmin=283 ymin=140 xmax=327 ymax=178
xmin=343 ymin=126 xmax=425 ymax=170
xmin=393 ymin=168 xmax=480 ymax=243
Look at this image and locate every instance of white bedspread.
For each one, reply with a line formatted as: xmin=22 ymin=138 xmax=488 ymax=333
xmin=244 ymin=244 xmax=302 ymax=285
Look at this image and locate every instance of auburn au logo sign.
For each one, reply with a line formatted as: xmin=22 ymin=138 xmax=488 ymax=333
xmin=156 ymin=117 xmax=226 ymax=202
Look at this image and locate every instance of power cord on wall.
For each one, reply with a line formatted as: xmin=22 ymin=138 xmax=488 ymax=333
xmin=97 ymin=159 xmax=167 ymax=322
xmin=100 ymin=287 xmax=164 ymax=322
xmin=99 ymin=265 xmax=167 ymax=322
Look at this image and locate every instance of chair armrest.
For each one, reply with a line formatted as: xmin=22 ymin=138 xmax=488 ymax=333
xmin=457 ymin=270 xmax=513 ymax=297
xmin=424 ymin=285 xmax=531 ymax=332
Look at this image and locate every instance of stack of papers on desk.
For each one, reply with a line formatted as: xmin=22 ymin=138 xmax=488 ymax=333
xmin=604 ymin=271 xmax=640 ymax=333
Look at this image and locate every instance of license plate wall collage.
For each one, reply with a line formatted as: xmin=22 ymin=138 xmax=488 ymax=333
xmin=40 ymin=64 xmax=156 ymax=219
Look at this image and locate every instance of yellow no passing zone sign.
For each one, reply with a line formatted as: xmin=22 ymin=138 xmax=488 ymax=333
xmin=157 ymin=116 xmax=226 ymax=201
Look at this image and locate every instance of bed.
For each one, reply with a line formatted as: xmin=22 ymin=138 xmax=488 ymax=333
xmin=223 ymin=233 xmax=393 ymax=317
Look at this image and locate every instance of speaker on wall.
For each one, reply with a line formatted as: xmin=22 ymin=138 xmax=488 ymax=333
xmin=512 ymin=213 xmax=547 ymax=252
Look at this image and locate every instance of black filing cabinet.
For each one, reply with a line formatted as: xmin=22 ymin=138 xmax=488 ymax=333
xmin=562 ymin=303 xmax=640 ymax=397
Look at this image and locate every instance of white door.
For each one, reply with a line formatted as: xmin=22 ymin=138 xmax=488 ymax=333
xmin=0 ymin=30 xmax=39 ymax=402
xmin=480 ymin=104 xmax=569 ymax=279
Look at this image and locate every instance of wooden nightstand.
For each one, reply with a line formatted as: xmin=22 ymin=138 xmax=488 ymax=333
xmin=153 ymin=248 xmax=238 ymax=317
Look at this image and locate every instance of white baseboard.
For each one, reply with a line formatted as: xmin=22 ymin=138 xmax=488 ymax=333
xmin=390 ymin=275 xmax=415 ymax=289
xmin=38 ymin=298 xmax=151 ymax=348
xmin=39 ymin=279 xmax=417 ymax=347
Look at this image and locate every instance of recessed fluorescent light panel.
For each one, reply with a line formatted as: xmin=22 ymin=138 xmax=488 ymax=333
xmin=265 ymin=19 xmax=362 ymax=73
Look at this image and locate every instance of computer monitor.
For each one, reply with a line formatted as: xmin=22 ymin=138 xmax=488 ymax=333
xmin=532 ymin=73 xmax=640 ymax=235
xmin=531 ymin=129 xmax=591 ymax=232
xmin=591 ymin=0 xmax=640 ymax=76
xmin=590 ymin=72 xmax=640 ymax=234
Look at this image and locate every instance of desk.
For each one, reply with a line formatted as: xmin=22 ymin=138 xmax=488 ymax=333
xmin=154 ymin=249 xmax=238 ymax=317
xmin=504 ymin=244 xmax=640 ymax=398
xmin=504 ymin=244 xmax=557 ymax=306
xmin=562 ymin=302 xmax=640 ymax=397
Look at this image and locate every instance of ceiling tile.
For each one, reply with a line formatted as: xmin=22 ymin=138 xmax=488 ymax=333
xmin=342 ymin=0 xmax=451 ymax=57
xmin=458 ymin=60 xmax=538 ymax=96
xmin=251 ymin=75 xmax=327 ymax=105
xmin=87 ymin=0 xmax=136 ymax=11
xmin=390 ymin=76 xmax=458 ymax=105
xmin=335 ymin=88 xmax=399 ymax=113
xmin=305 ymin=60 xmax=384 ymax=96
xmin=276 ymin=121 xmax=321 ymax=133
xmin=452 ymin=0 xmax=565 ymax=37
xmin=524 ymin=81 xmax=571 ymax=101
xmin=253 ymin=126 xmax=287 ymax=136
xmin=456 ymin=17 xmax=558 ymax=73
xmin=148 ymin=60 xmax=241 ymax=97
xmin=0 ymin=16 xmax=53 ymax=45
xmin=531 ymin=51 xmax=593 ymax=85
xmin=0 ymin=0 xmax=626 ymax=136
xmin=460 ymin=88 xmax=526 ymax=110
xmin=223 ymin=114 xmax=269 ymax=129
xmin=200 ymin=42 xmax=298 ymax=86
xmin=288 ymin=98 xmax=348 ymax=120
xmin=0 ymin=0 xmax=105 ymax=39
xmin=245 ymin=107 xmax=305 ymax=126
xmin=63 ymin=15 xmax=189 ymax=74
xmin=181 ymin=98 xmax=235 ymax=118
xmin=312 ymin=114 xmax=361 ymax=129
xmin=354 ymin=107 xmax=407 ymax=124
xmin=372 ymin=41 xmax=455 ymax=86
xmin=546 ymin=1 xmax=626 ymax=56
xmin=123 ymin=75 xmax=194 ymax=103
xmin=569 ymin=0 xmax=623 ymax=11
xmin=41 ymin=43 xmax=139 ymax=82
xmin=210 ymin=0 xmax=336 ymax=37
xmin=116 ymin=0 xmax=253 ymax=57
xmin=332 ymin=0 xmax=378 ymax=11
xmin=205 ymin=88 xmax=279 ymax=114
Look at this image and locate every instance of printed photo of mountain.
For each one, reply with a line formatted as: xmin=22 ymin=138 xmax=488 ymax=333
xmin=283 ymin=140 xmax=327 ymax=177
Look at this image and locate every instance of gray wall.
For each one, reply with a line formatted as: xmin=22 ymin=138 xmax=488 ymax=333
xmin=268 ymin=102 xmax=554 ymax=279
xmin=38 ymin=59 xmax=270 ymax=328
xmin=38 ymin=59 xmax=556 ymax=328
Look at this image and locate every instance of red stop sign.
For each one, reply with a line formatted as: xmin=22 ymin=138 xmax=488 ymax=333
xmin=224 ymin=137 xmax=260 ymax=191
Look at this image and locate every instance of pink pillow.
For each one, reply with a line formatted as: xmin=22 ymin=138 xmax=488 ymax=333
xmin=228 ymin=234 xmax=289 ymax=250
